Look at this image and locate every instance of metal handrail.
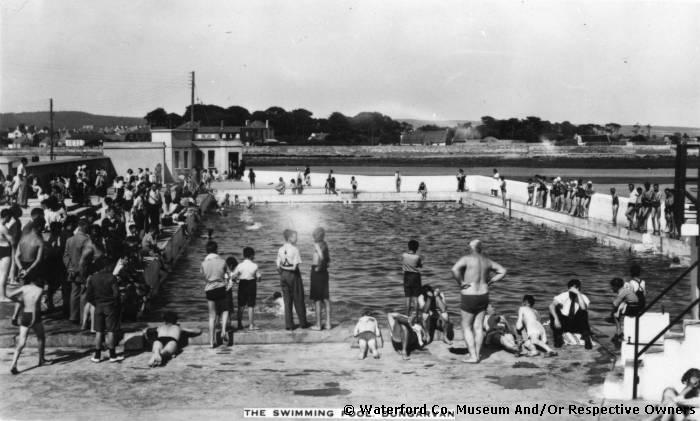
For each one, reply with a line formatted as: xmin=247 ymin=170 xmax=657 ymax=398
xmin=632 ymin=260 xmax=699 ymax=399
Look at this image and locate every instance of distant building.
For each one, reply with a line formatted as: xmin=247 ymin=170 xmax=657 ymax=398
xmin=400 ymin=129 xmax=449 ymax=145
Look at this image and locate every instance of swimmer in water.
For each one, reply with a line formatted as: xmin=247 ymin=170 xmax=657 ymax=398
xmin=201 ymin=229 xmax=214 ymax=239
xmin=669 ymin=256 xmax=688 ymax=269
xmin=247 ymin=196 xmax=255 ymax=209
xmin=451 ymin=239 xmax=507 ymax=363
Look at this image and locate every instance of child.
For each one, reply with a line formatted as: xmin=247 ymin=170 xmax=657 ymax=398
xmin=233 ymin=195 xmax=240 ymax=207
xmin=231 ymin=247 xmax=262 ymax=331
xmin=418 ymin=182 xmax=427 ymax=200
xmin=611 ymin=187 xmax=619 ymax=226
xmin=350 ymin=176 xmax=358 ymax=199
xmin=401 ymin=239 xmax=423 ymax=319
xmin=500 ymin=176 xmax=507 ymax=207
xmin=526 ymin=178 xmax=535 ymax=206
xmin=353 ymin=310 xmax=383 ymax=359
xmin=516 ymin=295 xmax=557 ymax=357
xmin=246 ymin=196 xmax=255 ymax=209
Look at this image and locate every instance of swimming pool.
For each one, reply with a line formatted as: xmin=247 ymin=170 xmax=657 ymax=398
xmin=150 ymin=202 xmax=690 ymax=325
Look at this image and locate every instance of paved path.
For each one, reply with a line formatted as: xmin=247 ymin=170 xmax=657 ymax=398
xmin=0 ymin=340 xmax=652 ymax=421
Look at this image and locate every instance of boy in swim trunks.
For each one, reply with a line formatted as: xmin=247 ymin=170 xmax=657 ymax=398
xmin=353 ymin=311 xmax=383 ymax=359
xmin=386 ymin=312 xmax=426 ymax=360
xmin=8 ymin=276 xmax=47 ymax=374
xmin=401 ymin=240 xmax=423 ymax=319
xmin=516 ymin=295 xmax=557 ymax=357
xmin=417 ymin=285 xmax=454 ymax=345
xmin=231 ymin=247 xmax=262 ymax=331
xmin=146 ymin=312 xmax=201 ymax=367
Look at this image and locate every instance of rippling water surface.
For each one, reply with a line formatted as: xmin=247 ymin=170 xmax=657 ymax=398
xmin=151 ymin=203 xmax=690 ymax=325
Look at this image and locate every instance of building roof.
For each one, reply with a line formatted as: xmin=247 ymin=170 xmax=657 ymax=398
xmin=246 ymin=120 xmax=267 ymax=129
xmin=197 ymin=126 xmax=243 ymax=134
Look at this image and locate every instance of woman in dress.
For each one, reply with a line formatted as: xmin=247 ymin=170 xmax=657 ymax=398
xmin=310 ymin=227 xmax=331 ymax=330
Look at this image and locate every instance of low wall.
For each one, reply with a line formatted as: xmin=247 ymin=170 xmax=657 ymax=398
xmin=244 ymin=144 xmax=674 ymax=158
xmin=142 ymin=193 xmax=214 ymax=296
xmin=25 ymin=156 xmax=117 ymax=191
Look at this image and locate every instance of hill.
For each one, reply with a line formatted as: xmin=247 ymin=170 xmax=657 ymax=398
xmin=0 ymin=111 xmax=145 ymax=130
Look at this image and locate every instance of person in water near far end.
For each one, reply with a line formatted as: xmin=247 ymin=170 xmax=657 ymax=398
xmin=451 ymin=239 xmax=506 ymax=363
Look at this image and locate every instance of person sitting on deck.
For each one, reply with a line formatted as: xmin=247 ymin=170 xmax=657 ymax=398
xmin=516 ymin=295 xmax=557 ymax=357
xmin=548 ymin=279 xmax=593 ymax=349
xmin=417 ymin=285 xmax=454 ymax=345
xmin=274 ymin=177 xmax=286 ymax=195
xmin=483 ymin=304 xmax=521 ymax=354
xmin=386 ymin=312 xmax=427 ymax=361
xmin=353 ymin=310 xmax=383 ymax=360
xmin=146 ymin=311 xmax=201 ymax=367
xmin=418 ymin=182 xmax=427 ymax=200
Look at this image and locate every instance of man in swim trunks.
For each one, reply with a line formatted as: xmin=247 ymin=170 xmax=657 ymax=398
xmin=8 ymin=275 xmax=46 ymax=374
xmin=146 ymin=311 xmax=201 ymax=367
xmin=451 ymin=239 xmax=506 ymax=363
xmin=353 ymin=310 xmax=383 ymax=359
xmin=386 ymin=312 xmax=427 ymax=360
xmin=15 ymin=209 xmax=45 ymax=288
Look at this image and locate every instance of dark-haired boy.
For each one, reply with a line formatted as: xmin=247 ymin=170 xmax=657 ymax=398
xmin=232 ymin=247 xmax=262 ymax=331
xmin=86 ymin=257 xmax=124 ymax=363
xmin=401 ymin=239 xmax=423 ymax=319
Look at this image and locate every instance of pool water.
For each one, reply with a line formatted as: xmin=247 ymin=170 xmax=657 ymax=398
xmin=150 ymin=202 xmax=690 ymax=325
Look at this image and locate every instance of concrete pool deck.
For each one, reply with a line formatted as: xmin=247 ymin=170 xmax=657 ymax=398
xmin=0 ymin=337 xmax=649 ymax=421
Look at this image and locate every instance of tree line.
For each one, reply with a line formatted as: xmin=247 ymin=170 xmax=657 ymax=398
xmin=144 ymin=105 xmax=411 ymax=145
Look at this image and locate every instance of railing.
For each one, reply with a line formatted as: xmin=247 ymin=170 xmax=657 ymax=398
xmin=632 ymin=260 xmax=699 ymax=399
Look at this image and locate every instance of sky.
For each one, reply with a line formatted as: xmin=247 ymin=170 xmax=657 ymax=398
xmin=1 ymin=0 xmax=699 ymax=126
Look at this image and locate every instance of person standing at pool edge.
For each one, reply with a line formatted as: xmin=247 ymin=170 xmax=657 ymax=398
xmin=395 ymin=171 xmax=401 ymax=193
xmin=310 ymin=227 xmax=331 ymax=330
xmin=402 ymin=239 xmax=423 ymax=319
xmin=451 ymin=239 xmax=506 ymax=363
xmin=200 ymin=241 xmax=230 ymax=347
xmin=277 ymin=229 xmax=309 ymax=330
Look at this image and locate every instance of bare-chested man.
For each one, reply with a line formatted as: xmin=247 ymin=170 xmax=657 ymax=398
xmin=0 ymin=209 xmax=15 ymax=299
xmin=8 ymin=276 xmax=46 ymax=374
xmin=15 ymin=209 xmax=45 ymax=289
xmin=146 ymin=312 xmax=201 ymax=367
xmin=451 ymin=239 xmax=506 ymax=363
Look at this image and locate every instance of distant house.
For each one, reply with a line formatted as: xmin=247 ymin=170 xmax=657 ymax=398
xmin=400 ymin=129 xmax=449 ymax=145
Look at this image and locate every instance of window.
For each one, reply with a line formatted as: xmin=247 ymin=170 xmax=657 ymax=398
xmin=208 ymin=150 xmax=215 ymax=168
xmin=174 ymin=151 xmax=180 ymax=169
xmin=183 ymin=151 xmax=189 ymax=168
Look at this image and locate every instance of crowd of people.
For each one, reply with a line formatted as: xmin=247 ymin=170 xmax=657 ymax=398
xmin=4 ymin=162 xmax=209 ymax=373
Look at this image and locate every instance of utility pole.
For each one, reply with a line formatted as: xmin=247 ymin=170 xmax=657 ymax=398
xmin=190 ymin=71 xmax=195 ymax=141
xmin=49 ymin=98 xmax=54 ymax=160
